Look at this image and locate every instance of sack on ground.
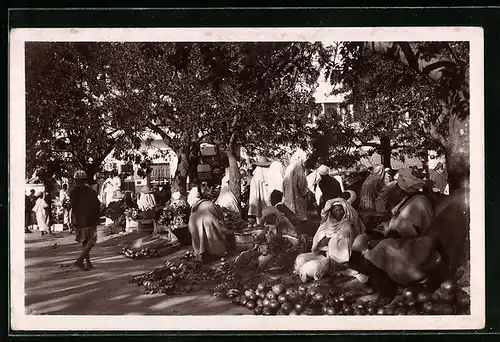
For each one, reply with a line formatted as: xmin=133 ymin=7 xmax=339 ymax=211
xmin=298 ymin=255 xmax=329 ymax=282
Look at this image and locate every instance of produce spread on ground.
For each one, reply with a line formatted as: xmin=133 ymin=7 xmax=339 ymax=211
xmin=125 ymin=199 xmax=470 ymax=316
xmin=128 ymin=243 xmax=470 ymax=316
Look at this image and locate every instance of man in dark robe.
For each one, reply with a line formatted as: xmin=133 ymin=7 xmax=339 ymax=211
xmin=317 ymin=165 xmax=342 ymax=213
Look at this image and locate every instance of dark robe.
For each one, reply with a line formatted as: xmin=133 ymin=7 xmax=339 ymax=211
xmin=318 ymin=175 xmax=343 ymax=210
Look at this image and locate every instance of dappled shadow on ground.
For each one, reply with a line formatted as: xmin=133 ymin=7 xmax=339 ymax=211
xmin=24 ymin=230 xmax=251 ymax=315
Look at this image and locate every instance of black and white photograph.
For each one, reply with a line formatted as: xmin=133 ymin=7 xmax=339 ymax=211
xmin=9 ymin=27 xmax=484 ymax=331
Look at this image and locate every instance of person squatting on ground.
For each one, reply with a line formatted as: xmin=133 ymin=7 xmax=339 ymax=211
xmin=294 ymin=197 xmax=366 ymax=283
xmin=348 ymin=168 xmax=436 ymax=298
xmin=70 ymin=170 xmax=102 ymax=271
xmin=188 ymin=192 xmax=228 ymax=263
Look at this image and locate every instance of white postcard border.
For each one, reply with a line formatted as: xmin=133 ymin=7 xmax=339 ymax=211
xmin=9 ymin=26 xmax=485 ymax=331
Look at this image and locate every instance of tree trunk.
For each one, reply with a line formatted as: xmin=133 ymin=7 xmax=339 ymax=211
xmin=446 ymin=112 xmax=470 ymax=191
xmin=226 ymin=144 xmax=241 ymax=205
xmin=172 ymin=149 xmax=189 ymax=198
xmin=172 ymin=129 xmax=200 ymax=198
xmin=380 ymin=135 xmax=392 ymax=169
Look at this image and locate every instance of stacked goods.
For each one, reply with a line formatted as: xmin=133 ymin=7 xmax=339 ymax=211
xmin=229 ymin=280 xmax=470 ymax=316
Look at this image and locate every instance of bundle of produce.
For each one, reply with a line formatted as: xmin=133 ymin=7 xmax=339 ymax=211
xmin=122 ymin=235 xmax=180 ymax=259
xmin=229 ymin=279 xmax=470 ymax=316
xmin=158 ymin=203 xmax=190 ymax=228
xmin=130 ymin=259 xmax=246 ymax=296
xmin=50 ymin=201 xmax=64 ymax=224
xmin=217 ymin=205 xmax=247 ymax=230
xmin=124 ymin=208 xmax=139 ymax=220
xmin=122 ymin=246 xmax=160 ymax=259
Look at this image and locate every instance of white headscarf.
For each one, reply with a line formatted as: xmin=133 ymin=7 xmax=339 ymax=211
xmin=313 ymin=197 xmax=365 ymax=263
xmin=187 ymin=187 xmax=201 ymax=207
xmin=290 ymin=148 xmax=307 ymax=164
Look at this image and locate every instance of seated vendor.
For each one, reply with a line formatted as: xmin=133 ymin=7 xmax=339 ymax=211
xmin=311 ymin=197 xmax=366 ymax=266
xmin=259 ymin=205 xmax=300 ymax=245
xmin=293 ymin=197 xmax=366 ymax=283
xmin=270 ymin=190 xmax=301 ymax=229
xmin=349 ymin=168 xmax=437 ymax=298
xmin=188 ymin=190 xmax=228 ymax=262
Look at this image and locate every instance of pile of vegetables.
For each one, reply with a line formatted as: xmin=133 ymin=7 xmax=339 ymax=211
xmin=228 ymin=280 xmax=470 ymax=316
xmin=158 ymin=203 xmax=191 ymax=228
xmin=122 ymin=246 xmax=161 ymax=259
xmin=130 ymin=259 xmax=244 ymax=295
xmin=124 ymin=208 xmax=139 ymax=220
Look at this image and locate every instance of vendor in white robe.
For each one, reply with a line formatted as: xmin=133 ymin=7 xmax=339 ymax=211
xmin=306 ymin=167 xmax=322 ymax=207
xmin=187 ymin=185 xmax=201 ymax=207
xmin=248 ymin=156 xmax=273 ymax=222
xmin=268 ymin=160 xmax=285 ymax=194
xmin=32 ymin=191 xmax=50 ymax=236
xmin=215 ymin=167 xmax=241 ymax=214
xmin=137 ymin=185 xmax=156 ymax=212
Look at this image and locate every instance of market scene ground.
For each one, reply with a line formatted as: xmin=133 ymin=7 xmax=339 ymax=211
xmin=25 ymin=201 xmax=470 ymax=316
xmin=23 ymin=41 xmax=471 ymax=317
xmin=25 ymin=228 xmax=249 ymax=315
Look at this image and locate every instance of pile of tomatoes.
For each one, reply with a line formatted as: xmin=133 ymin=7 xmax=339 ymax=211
xmin=229 ymin=280 xmax=470 ymax=316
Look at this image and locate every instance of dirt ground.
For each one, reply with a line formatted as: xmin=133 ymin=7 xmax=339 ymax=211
xmin=24 ymin=228 xmax=250 ymax=315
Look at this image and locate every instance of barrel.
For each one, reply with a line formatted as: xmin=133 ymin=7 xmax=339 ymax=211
xmin=137 ymin=219 xmax=154 ymax=234
xmin=234 ymin=231 xmax=254 ymax=251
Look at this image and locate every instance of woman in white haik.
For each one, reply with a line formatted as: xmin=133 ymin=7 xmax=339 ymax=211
xmin=248 ymin=156 xmax=273 ymax=223
xmin=215 ymin=166 xmax=241 ymax=214
xmin=32 ymin=191 xmax=50 ymax=236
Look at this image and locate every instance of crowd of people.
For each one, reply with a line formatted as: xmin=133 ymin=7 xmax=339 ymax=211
xmin=178 ymin=149 xmax=466 ymax=301
xmin=24 ymin=152 xmax=465 ymax=299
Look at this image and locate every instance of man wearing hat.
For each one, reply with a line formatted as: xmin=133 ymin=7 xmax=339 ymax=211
xmin=70 ymin=170 xmax=101 ymax=271
xmin=248 ymin=155 xmax=273 ymax=222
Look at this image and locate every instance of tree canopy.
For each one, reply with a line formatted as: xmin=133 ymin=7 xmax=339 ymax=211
xmin=323 ymin=41 xmax=470 ymax=189
xmin=313 ymin=41 xmax=468 ymax=173
xmin=25 ymin=41 xmax=328 ymax=199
